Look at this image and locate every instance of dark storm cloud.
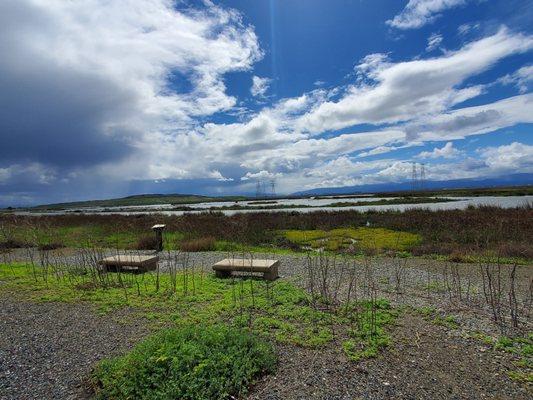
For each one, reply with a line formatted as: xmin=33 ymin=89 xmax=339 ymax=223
xmin=0 ymin=0 xmax=138 ymax=169
xmin=0 ymin=65 xmax=137 ymax=167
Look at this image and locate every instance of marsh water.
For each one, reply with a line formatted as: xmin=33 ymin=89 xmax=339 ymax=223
xmin=16 ymin=195 xmax=533 ymax=216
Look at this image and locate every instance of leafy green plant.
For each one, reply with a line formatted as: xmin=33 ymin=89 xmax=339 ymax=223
xmin=92 ymin=324 xmax=276 ymax=400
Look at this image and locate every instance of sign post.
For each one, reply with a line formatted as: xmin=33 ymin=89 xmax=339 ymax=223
xmin=151 ymin=224 xmax=166 ymax=252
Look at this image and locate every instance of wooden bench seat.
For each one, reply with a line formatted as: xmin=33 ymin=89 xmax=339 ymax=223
xmin=99 ymin=255 xmax=158 ymax=272
xmin=212 ymin=258 xmax=279 ymax=281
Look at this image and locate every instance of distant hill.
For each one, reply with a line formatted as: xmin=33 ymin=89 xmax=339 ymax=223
xmin=32 ymin=193 xmax=247 ymax=210
xmin=13 ymin=174 xmax=533 ymax=211
xmin=292 ymin=173 xmax=533 ymax=196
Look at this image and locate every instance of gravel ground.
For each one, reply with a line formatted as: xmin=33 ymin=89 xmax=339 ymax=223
xmin=1 ymin=248 xmax=531 ymax=399
xmin=249 ymin=312 xmax=532 ymax=400
xmin=0 ymin=297 xmax=148 ymax=400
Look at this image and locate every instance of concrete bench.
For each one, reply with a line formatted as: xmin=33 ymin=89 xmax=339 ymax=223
xmin=212 ymin=258 xmax=279 ymax=281
xmin=99 ymin=255 xmax=158 ymax=272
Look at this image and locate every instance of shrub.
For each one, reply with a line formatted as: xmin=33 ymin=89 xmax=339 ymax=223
xmin=37 ymin=242 xmax=64 ymax=251
xmin=135 ymin=235 xmax=158 ymax=250
xmin=91 ymin=324 xmax=276 ymax=400
xmin=179 ymin=237 xmax=215 ymax=252
xmin=0 ymin=239 xmax=32 ymax=249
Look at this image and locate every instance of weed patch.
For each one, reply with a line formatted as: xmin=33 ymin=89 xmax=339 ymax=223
xmin=91 ymin=324 xmax=275 ymax=400
xmin=342 ymin=299 xmax=397 ymax=361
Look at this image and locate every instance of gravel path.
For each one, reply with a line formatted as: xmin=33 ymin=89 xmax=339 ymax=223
xmin=0 ymin=297 xmax=148 ymax=400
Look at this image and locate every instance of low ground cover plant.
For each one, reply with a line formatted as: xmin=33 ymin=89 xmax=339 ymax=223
xmin=283 ymin=227 xmax=421 ymax=252
xmin=92 ymin=324 xmax=276 ymax=400
xmin=0 ymin=261 xmax=397 ymax=357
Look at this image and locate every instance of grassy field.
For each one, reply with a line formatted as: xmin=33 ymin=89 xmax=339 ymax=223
xmin=1 ymin=205 xmax=531 ymax=262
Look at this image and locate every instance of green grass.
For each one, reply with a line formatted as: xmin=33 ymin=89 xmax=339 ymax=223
xmin=0 ymin=263 xmax=396 ymax=353
xmin=91 ymin=324 xmax=276 ymax=400
xmin=372 ymin=185 xmax=533 ymax=198
xmin=342 ymin=299 xmax=397 ymax=361
xmin=283 ymin=227 xmax=421 ymax=252
xmin=0 ymin=263 xmax=398 ymax=362
xmin=495 ymin=335 xmax=533 ymax=383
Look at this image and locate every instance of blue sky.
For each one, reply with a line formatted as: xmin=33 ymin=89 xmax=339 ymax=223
xmin=0 ymin=0 xmax=532 ymax=205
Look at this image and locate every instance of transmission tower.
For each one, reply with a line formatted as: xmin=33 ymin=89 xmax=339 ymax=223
xmin=270 ymin=179 xmax=276 ymax=197
xmin=420 ymin=163 xmax=426 ymax=191
xmin=411 ymin=163 xmax=418 ymax=192
xmin=255 ymin=181 xmax=262 ymax=198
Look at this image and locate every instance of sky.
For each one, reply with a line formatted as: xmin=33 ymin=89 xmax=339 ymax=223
xmin=0 ymin=0 xmax=532 ymax=206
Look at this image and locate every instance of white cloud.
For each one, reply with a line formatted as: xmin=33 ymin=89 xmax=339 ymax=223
xmin=0 ymin=168 xmax=11 ymax=183
xmin=357 ymin=146 xmax=398 ymax=158
xmin=251 ymin=76 xmax=271 ymax=97
xmin=479 ymin=142 xmax=533 ymax=172
xmin=301 ymin=157 xmax=394 ymax=188
xmin=210 ymin=170 xmax=234 ymax=182
xmin=241 ymin=170 xmax=282 ymax=181
xmin=299 ymin=142 xmax=533 ymax=189
xmin=406 ymin=94 xmax=533 ymax=141
xmin=426 ymin=33 xmax=443 ymax=51
xmin=498 ymin=65 xmax=533 ymax=93
xmin=237 ymin=130 xmax=405 ymax=173
xmin=458 ymin=22 xmax=480 ymax=36
xmin=387 ymin=0 xmax=469 ymax=30
xmin=296 ymin=28 xmax=533 ymax=135
xmin=152 ymin=28 xmax=532 ymax=190
xmin=0 ymin=163 xmax=57 ymax=186
xmin=417 ymin=142 xmax=462 ymax=158
xmin=355 ymin=53 xmax=391 ymax=79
